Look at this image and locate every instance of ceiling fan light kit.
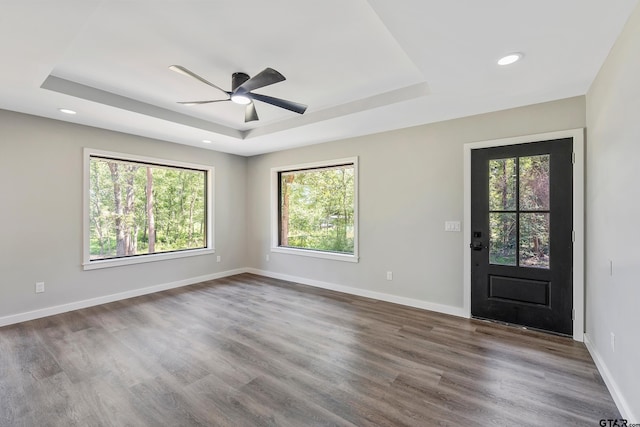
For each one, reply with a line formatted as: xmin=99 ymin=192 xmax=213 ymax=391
xmin=170 ymin=65 xmax=308 ymax=123
xmin=230 ymin=94 xmax=251 ymax=105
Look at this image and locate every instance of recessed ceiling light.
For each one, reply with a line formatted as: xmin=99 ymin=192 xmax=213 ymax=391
xmin=202 ymin=139 xmax=212 ymax=144
xmin=59 ymin=108 xmax=77 ymax=115
xmin=497 ymin=53 xmax=524 ymax=66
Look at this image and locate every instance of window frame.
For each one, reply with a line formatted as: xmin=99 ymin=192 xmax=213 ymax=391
xmin=82 ymin=148 xmax=214 ymax=270
xmin=270 ymin=157 xmax=359 ymax=263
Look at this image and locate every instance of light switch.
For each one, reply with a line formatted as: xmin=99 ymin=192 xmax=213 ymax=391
xmin=445 ymin=221 xmax=461 ymax=232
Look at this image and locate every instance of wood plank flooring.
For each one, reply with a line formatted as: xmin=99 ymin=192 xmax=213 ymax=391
xmin=0 ymin=273 xmax=619 ymax=426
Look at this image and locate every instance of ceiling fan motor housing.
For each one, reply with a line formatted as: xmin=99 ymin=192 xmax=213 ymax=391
xmin=232 ymin=72 xmax=250 ymax=92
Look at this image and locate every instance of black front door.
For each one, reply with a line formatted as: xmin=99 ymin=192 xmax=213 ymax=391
xmin=471 ymin=138 xmax=573 ymax=335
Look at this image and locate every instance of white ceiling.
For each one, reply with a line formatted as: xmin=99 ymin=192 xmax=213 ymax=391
xmin=1 ymin=0 xmax=637 ymax=156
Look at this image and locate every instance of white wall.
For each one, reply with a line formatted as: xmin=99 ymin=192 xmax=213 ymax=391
xmin=246 ymin=96 xmax=585 ymax=313
xmin=585 ymin=1 xmax=640 ymax=421
xmin=0 ymin=110 xmax=247 ymax=322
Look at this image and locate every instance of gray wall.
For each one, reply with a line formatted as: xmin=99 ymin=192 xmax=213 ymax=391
xmin=246 ymin=96 xmax=585 ymax=311
xmin=0 ymin=110 xmax=247 ymax=319
xmin=586 ymin=1 xmax=640 ymax=420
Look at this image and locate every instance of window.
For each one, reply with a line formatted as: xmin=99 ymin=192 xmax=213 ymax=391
xmin=488 ymin=155 xmax=550 ymax=268
xmin=271 ymin=158 xmax=358 ymax=262
xmin=83 ymin=149 xmax=214 ymax=270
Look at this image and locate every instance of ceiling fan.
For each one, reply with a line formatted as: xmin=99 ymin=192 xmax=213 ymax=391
xmin=169 ymin=65 xmax=308 ymax=123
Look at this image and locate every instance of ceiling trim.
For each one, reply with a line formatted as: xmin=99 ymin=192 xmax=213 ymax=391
xmin=41 ymin=75 xmax=243 ymax=139
xmin=245 ymin=81 xmax=430 ymax=139
xmin=41 ymin=74 xmax=430 ymax=143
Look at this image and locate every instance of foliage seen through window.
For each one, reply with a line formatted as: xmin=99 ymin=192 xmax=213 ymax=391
xmin=279 ymin=164 xmax=355 ymax=254
xmin=89 ymin=156 xmax=207 ymax=261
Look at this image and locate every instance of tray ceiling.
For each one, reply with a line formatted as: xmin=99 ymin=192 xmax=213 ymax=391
xmin=0 ymin=0 xmax=637 ymax=155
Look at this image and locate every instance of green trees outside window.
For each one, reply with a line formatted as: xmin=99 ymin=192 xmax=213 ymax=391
xmin=488 ymin=155 xmax=550 ymax=269
xmin=279 ymin=163 xmax=355 ymax=254
xmin=89 ymin=156 xmax=207 ymax=261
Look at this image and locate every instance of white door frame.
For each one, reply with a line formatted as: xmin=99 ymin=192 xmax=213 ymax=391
xmin=463 ymin=128 xmax=585 ymax=341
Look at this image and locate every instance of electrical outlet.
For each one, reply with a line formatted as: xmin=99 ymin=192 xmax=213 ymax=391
xmin=35 ymin=282 xmax=45 ymax=293
xmin=216 ymin=255 xmax=221 ymax=263
xmin=266 ymin=254 xmax=270 ymax=262
xmin=386 ymin=271 xmax=393 ymax=281
xmin=611 ymin=332 xmax=615 ymax=352
xmin=609 ymin=260 xmax=613 ymax=276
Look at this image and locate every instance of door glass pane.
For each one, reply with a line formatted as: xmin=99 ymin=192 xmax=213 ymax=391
xmin=489 ymin=158 xmax=516 ymax=211
xmin=519 ymin=155 xmax=550 ymax=210
xmin=490 ymin=213 xmax=517 ymax=266
xmin=519 ymin=213 xmax=550 ymax=268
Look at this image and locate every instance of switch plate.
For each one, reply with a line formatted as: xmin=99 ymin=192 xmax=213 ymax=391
xmin=386 ymin=271 xmax=393 ymax=281
xmin=216 ymin=255 xmax=221 ymax=263
xmin=445 ymin=221 xmax=461 ymax=232
xmin=266 ymin=254 xmax=270 ymax=262
xmin=35 ymin=282 xmax=45 ymax=293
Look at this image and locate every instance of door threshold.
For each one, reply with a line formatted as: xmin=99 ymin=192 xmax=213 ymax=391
xmin=471 ymin=316 xmax=572 ymax=338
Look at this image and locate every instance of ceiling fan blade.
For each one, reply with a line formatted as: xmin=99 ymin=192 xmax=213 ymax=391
xmin=169 ymin=65 xmax=229 ymax=96
xmin=177 ymin=99 xmax=230 ymax=106
xmin=235 ymin=68 xmax=285 ymax=94
xmin=245 ymin=102 xmax=259 ymax=122
xmin=249 ymin=93 xmax=307 ymax=115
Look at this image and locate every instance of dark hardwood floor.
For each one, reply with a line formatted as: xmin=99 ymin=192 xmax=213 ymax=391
xmin=0 ymin=273 xmax=618 ymax=426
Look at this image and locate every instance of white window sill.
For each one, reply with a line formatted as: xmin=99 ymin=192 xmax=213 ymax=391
xmin=271 ymin=246 xmax=359 ymax=263
xmin=83 ymin=248 xmax=215 ymax=270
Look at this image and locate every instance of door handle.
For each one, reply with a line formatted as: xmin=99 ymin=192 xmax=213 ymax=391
xmin=470 ymin=241 xmax=485 ymax=251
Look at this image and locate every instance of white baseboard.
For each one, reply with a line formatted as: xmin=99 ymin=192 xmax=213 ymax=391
xmin=246 ymin=268 xmax=467 ymax=318
xmin=584 ymin=333 xmax=637 ymax=422
xmin=1 ymin=267 xmax=467 ymax=329
xmin=0 ymin=268 xmax=248 ymax=328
